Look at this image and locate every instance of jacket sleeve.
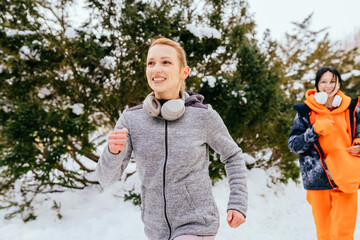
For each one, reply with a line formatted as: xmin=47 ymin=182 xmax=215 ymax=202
xmin=288 ymin=113 xmax=320 ymax=154
xmin=205 ymin=107 xmax=248 ymax=216
xmin=95 ymin=110 xmax=133 ymax=188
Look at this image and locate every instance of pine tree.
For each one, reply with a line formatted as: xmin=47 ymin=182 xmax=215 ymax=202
xmin=0 ymin=0 xmax=263 ymax=220
xmin=277 ymin=14 xmax=360 ymax=100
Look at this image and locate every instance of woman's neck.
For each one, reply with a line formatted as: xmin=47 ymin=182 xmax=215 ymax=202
xmin=155 ymin=91 xmax=181 ymax=100
xmin=325 ymin=96 xmax=334 ymax=108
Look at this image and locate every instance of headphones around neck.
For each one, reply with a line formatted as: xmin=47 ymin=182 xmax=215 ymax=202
xmin=314 ymin=92 xmax=342 ymax=108
xmin=143 ymin=91 xmax=186 ymax=121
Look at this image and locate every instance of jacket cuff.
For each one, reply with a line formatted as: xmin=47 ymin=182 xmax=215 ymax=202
xmin=227 ymin=208 xmax=247 ymax=218
xmin=305 ymin=126 xmax=320 ymax=142
xmin=107 ymin=145 xmax=122 ymax=155
xmin=227 ymin=202 xmax=247 ymax=218
xmin=101 ymin=145 xmax=125 ymax=167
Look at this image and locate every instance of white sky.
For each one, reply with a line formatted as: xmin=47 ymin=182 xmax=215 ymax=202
xmin=248 ymin=0 xmax=360 ymax=43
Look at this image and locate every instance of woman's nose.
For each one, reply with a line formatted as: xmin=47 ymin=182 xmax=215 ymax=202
xmin=153 ymin=63 xmax=162 ymax=72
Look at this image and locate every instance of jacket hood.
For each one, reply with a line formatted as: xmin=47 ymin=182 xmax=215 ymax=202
xmin=184 ymin=91 xmax=205 ymax=106
xmin=304 ymin=89 xmax=351 ymax=113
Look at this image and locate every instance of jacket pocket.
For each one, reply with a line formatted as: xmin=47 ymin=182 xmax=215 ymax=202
xmin=185 ymin=182 xmax=219 ymax=225
xmin=166 ymin=181 xmax=219 ymax=229
xmin=166 ymin=184 xmax=206 ymax=228
xmin=326 ymin=149 xmax=360 ymax=193
xmin=141 ymin=186 xmax=168 ymax=239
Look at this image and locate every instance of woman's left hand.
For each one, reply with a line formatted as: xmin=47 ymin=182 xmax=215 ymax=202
xmin=227 ymin=210 xmax=246 ymax=228
xmin=347 ymin=145 xmax=360 ymax=156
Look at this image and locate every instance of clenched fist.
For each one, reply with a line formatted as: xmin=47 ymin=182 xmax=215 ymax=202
xmin=227 ymin=209 xmax=246 ymax=228
xmin=108 ymin=128 xmax=128 ymax=154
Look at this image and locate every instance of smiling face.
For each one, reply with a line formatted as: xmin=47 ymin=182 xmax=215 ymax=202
xmin=317 ymin=71 xmax=340 ymax=98
xmin=146 ymin=44 xmax=189 ymax=100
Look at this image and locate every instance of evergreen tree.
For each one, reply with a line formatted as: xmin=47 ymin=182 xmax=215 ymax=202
xmin=0 ymin=0 xmax=267 ymax=220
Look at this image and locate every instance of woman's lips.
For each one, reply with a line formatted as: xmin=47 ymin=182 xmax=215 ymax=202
xmin=153 ymin=77 xmax=166 ymax=83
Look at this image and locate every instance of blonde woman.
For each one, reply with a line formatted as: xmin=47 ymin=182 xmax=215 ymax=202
xmin=96 ymin=37 xmax=247 ymax=240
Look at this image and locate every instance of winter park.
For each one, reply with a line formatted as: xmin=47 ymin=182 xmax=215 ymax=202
xmin=1 ymin=0 xmax=360 ymax=240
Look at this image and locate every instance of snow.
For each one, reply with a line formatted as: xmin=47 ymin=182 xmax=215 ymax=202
xmin=293 ymin=81 xmax=303 ymax=90
xmin=38 ymin=88 xmax=52 ymax=99
xmin=342 ymin=70 xmax=360 ymax=81
xmin=186 ymin=24 xmax=221 ymax=40
xmin=2 ymin=165 xmax=360 ymax=240
xmin=301 ymin=71 xmax=316 ymax=82
xmin=100 ymin=56 xmax=117 ymax=70
xmin=5 ymin=29 xmax=36 ymax=36
xmin=64 ymin=28 xmax=77 ymax=39
xmin=67 ymin=0 xmax=90 ymax=29
xmin=69 ymin=103 xmax=84 ymax=115
xmin=201 ymin=76 xmax=217 ymax=88
xmin=19 ymin=46 xmax=40 ymax=61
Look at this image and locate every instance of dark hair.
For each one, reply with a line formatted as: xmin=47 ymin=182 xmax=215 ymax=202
xmin=315 ymin=66 xmax=342 ymax=91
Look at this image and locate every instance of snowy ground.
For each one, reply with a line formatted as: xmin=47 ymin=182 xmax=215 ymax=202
xmin=1 ymin=167 xmax=360 ymax=240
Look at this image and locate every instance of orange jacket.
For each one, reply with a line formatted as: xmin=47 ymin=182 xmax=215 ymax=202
xmin=305 ymin=89 xmax=360 ymax=193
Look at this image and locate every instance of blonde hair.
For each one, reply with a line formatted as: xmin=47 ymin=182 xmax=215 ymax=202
xmin=148 ymin=37 xmax=188 ymax=92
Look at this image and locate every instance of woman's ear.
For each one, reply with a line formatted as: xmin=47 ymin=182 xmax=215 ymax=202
xmin=182 ymin=66 xmax=190 ymax=80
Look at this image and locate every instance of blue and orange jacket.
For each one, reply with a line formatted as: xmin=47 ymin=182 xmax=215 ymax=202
xmin=288 ymin=90 xmax=360 ymax=191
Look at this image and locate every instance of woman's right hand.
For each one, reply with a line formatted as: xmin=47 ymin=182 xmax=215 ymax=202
xmin=313 ymin=119 xmax=334 ymax=136
xmin=108 ymin=128 xmax=128 ymax=154
xmin=347 ymin=145 xmax=360 ymax=156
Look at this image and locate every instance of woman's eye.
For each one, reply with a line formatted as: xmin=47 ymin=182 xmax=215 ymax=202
xmin=163 ymin=60 xmax=171 ymax=64
xmin=147 ymin=61 xmax=154 ymax=66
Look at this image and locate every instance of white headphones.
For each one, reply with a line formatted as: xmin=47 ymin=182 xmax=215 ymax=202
xmin=314 ymin=92 xmax=342 ymax=108
xmin=143 ymin=92 xmax=186 ymax=121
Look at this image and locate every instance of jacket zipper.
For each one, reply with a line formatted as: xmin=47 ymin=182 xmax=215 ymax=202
xmin=314 ymin=142 xmax=336 ymax=189
xmin=308 ymin=110 xmax=337 ymax=189
xmin=163 ymin=120 xmax=172 ymax=240
xmin=350 ymin=97 xmax=360 ymax=141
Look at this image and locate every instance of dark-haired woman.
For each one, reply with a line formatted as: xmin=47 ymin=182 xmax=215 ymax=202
xmin=288 ymin=66 xmax=360 ymax=240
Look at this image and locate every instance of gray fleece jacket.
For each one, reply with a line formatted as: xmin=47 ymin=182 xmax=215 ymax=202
xmin=95 ymin=92 xmax=248 ymax=240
